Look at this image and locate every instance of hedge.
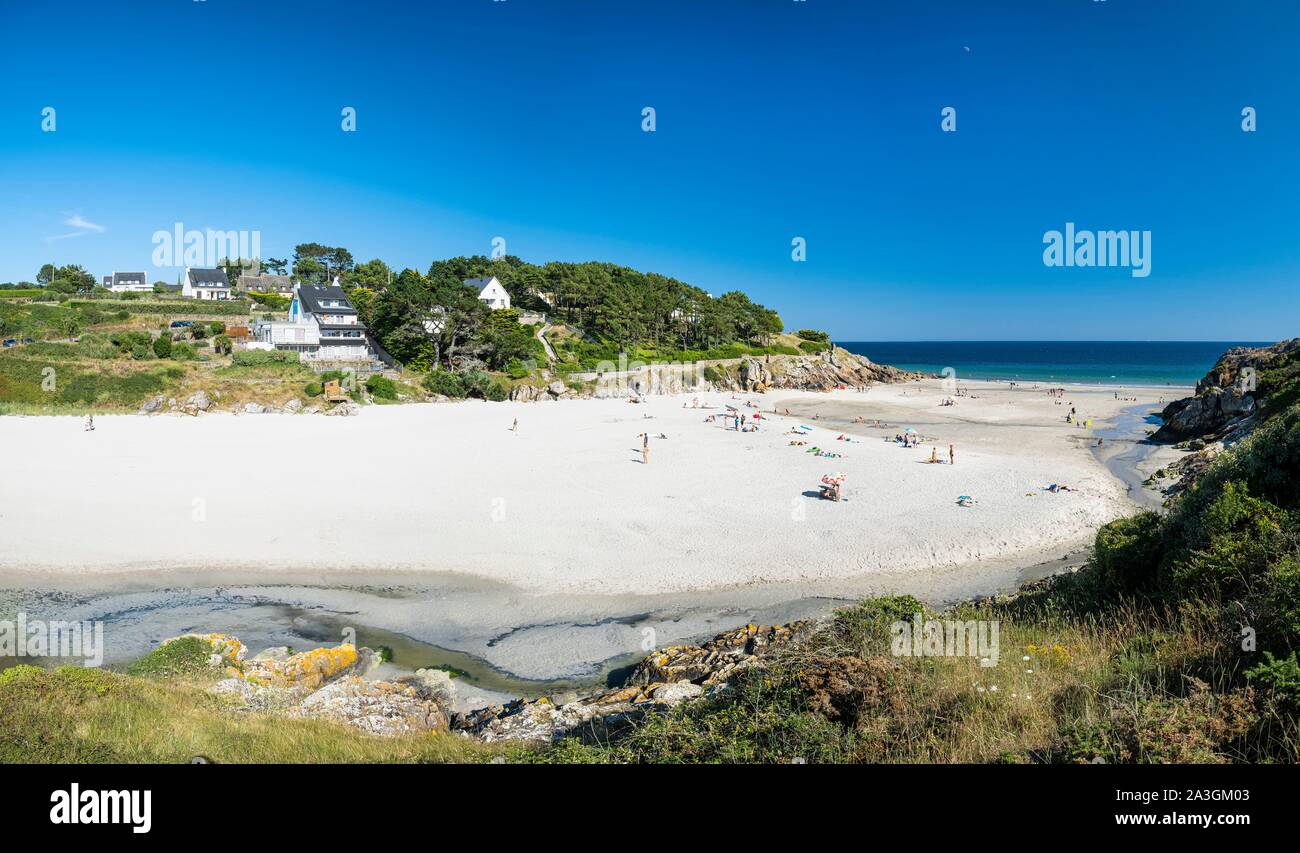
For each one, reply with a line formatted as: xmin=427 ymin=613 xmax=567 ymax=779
xmin=68 ymin=300 xmax=251 ymax=317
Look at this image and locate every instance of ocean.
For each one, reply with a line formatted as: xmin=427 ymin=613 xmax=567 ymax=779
xmin=836 ymin=341 xmax=1270 ymax=387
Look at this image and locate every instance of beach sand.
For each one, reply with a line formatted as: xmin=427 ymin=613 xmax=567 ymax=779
xmin=0 ymin=378 xmax=1174 ymax=594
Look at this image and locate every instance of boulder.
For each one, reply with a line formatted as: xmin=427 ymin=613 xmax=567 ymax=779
xmin=510 ymin=383 xmax=546 ymax=402
xmin=187 ymin=390 xmax=213 ymax=411
xmin=242 ymin=402 xmax=266 ymax=414
xmin=139 ymin=395 xmax=165 ymax=414
xmin=291 ymin=675 xmax=450 ymax=736
xmin=236 ymin=643 xmax=379 ymax=690
xmin=282 ymin=399 xmax=303 ymax=414
xmin=324 ymin=401 xmax=361 ymax=416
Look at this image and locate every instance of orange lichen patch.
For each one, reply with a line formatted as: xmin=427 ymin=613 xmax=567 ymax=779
xmin=238 ymin=644 xmax=359 ymax=689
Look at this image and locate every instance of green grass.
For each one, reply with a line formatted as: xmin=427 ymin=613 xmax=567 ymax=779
xmin=0 ymin=664 xmax=499 ymax=763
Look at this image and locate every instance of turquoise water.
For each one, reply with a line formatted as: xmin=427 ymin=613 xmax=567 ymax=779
xmin=837 ymin=341 xmax=1268 ymax=387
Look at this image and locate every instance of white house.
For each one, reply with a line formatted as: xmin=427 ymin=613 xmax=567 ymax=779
xmin=255 ymin=284 xmax=370 ymax=361
xmin=467 ymin=276 xmax=511 ymax=310
xmin=106 ymin=271 xmax=150 ymax=293
xmin=182 ymin=267 xmax=234 ymax=300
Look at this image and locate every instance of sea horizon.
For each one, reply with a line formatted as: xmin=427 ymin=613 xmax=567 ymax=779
xmin=836 ymin=340 xmax=1271 ymax=387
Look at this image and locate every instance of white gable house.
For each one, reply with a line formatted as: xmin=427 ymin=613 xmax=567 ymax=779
xmin=182 ymin=267 xmax=233 ymax=300
xmin=467 ymin=276 xmax=511 ymax=310
xmin=107 ymin=272 xmax=150 ymax=293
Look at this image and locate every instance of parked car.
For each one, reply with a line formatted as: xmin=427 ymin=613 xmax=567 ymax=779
xmin=170 ymin=320 xmax=194 ymax=329
xmin=22 ymin=337 xmax=33 ymax=344
xmin=2 ymin=339 xmax=16 ymax=348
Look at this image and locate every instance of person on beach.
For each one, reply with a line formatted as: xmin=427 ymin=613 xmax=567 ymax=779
xmin=641 ymin=432 xmax=650 ymax=464
xmin=930 ymin=447 xmax=938 ymax=464
xmin=511 ymin=418 xmax=518 ymax=434
xmin=84 ymin=414 xmax=95 ymax=432
xmin=949 ymin=443 xmax=954 ymax=465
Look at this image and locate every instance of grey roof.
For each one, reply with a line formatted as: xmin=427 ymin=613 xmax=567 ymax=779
xmin=238 ymin=273 xmax=293 ymax=292
xmin=187 ymin=268 xmax=230 ymax=288
xmin=297 ymin=285 xmax=361 ymax=322
xmin=464 ymin=276 xmax=497 ymax=289
xmin=112 ymin=272 xmax=147 ymax=286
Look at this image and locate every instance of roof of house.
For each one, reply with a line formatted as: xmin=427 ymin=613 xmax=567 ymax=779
xmin=238 ymin=273 xmax=293 ymax=291
xmin=112 ymin=272 xmax=147 ymax=285
xmin=297 ymin=285 xmax=360 ymax=320
xmin=187 ymin=268 xmax=230 ymax=288
xmin=465 ymin=276 xmax=503 ymax=291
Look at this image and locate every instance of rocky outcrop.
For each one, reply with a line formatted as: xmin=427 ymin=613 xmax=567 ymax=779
xmin=1153 ymin=339 xmax=1298 ymax=442
xmin=453 ymin=621 xmax=811 ymax=743
xmin=759 ymin=348 xmax=925 ymax=392
xmin=626 ymin=622 xmax=803 ymax=686
xmin=165 ymin=620 xmax=813 ymax=744
xmin=324 ymin=401 xmax=361 ymax=416
xmin=289 ymin=673 xmax=451 ymax=736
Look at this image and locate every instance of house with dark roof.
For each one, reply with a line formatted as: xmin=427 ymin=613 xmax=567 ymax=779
xmin=254 ymin=284 xmax=370 ymax=361
xmin=107 ymin=271 xmax=150 ymax=293
xmin=236 ymin=273 xmax=294 ymax=296
xmin=182 ymin=267 xmax=233 ymax=300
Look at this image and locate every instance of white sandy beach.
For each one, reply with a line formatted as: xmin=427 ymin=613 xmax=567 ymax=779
xmin=0 ymin=378 xmax=1177 ymax=596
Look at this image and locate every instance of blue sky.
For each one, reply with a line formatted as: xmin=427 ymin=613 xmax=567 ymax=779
xmin=1 ymin=0 xmax=1297 ymax=340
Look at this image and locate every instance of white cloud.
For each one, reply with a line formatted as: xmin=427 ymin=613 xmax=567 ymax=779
xmin=46 ymin=213 xmax=107 ymax=242
xmin=64 ymin=214 xmax=105 ymax=233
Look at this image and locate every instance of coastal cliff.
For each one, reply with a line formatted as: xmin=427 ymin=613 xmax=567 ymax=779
xmin=1152 ymin=337 xmax=1299 ymax=443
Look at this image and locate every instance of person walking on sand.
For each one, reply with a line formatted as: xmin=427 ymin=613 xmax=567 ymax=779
xmin=84 ymin=413 xmax=95 ymax=432
xmin=949 ymin=443 xmax=954 ymax=465
xmin=640 ymin=432 xmax=649 ymax=465
xmin=511 ymin=417 xmax=518 ymax=434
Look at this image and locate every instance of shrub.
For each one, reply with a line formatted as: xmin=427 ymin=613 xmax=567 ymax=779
xmin=365 ymin=374 xmax=398 ymax=399
xmin=209 ymin=322 xmax=226 ymax=336
xmin=249 ymin=292 xmax=290 ymax=311
xmin=485 ymin=381 xmax=508 ymax=402
xmin=830 ymin=595 xmax=927 ymax=655
xmin=1245 ymin=652 xmax=1300 ymax=711
xmin=703 ymin=365 xmax=725 ymax=383
xmin=423 ymin=370 xmax=466 ymax=398
xmin=152 ymin=334 xmax=172 ymax=359
xmin=796 ymin=329 xmax=830 ymax=343
xmin=109 ymin=330 xmax=152 ymax=356
xmin=170 ymin=342 xmax=196 ymax=361
xmin=1092 ymin=512 xmax=1163 ymax=594
xmin=212 ymin=335 xmax=232 ymax=355
xmin=1165 ymin=481 xmax=1285 ymax=597
xmin=304 ymin=381 xmax=323 ymax=397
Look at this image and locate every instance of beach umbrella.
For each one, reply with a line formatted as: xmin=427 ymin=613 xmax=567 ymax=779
xmin=904 ymin=427 xmax=917 ymax=433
